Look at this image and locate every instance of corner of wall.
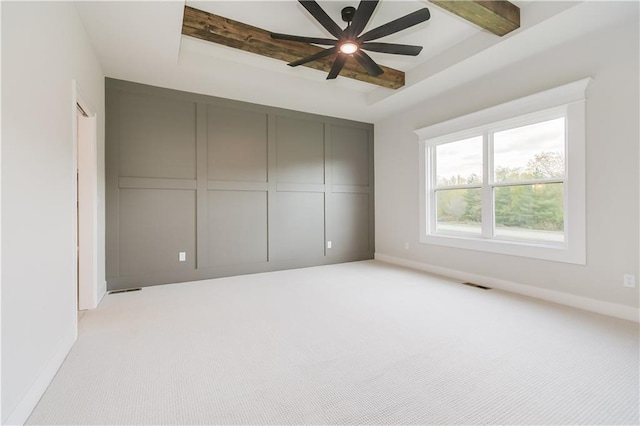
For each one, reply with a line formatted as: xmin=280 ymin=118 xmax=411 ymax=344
xmin=97 ymin=281 xmax=107 ymax=306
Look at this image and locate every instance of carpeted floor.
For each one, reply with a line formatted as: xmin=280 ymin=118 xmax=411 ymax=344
xmin=27 ymin=260 xmax=639 ymax=425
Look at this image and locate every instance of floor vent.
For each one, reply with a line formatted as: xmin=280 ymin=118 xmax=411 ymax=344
xmin=461 ymin=282 xmax=492 ymax=290
xmin=108 ymin=287 xmax=142 ymax=295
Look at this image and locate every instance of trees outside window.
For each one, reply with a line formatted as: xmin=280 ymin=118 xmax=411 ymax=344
xmin=430 ymin=117 xmax=566 ymax=243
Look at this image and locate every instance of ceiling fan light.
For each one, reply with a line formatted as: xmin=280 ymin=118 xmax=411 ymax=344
xmin=339 ymin=41 xmax=358 ymax=54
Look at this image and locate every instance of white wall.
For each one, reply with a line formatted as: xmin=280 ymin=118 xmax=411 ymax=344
xmin=1 ymin=2 xmax=105 ymax=423
xmin=375 ymin=15 xmax=639 ymax=309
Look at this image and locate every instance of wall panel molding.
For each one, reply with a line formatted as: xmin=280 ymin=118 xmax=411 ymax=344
xmin=332 ymin=184 xmax=370 ymax=194
xmin=106 ymin=78 xmax=374 ymax=289
xmin=276 ymin=183 xmax=326 ymax=193
xmin=119 ymin=177 xmax=197 ymax=190
xmin=208 ymin=181 xmax=269 ymax=191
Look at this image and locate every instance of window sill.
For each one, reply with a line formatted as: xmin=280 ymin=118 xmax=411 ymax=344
xmin=420 ymin=232 xmax=585 ymax=265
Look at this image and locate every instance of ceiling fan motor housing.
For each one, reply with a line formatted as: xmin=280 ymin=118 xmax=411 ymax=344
xmin=341 ymin=6 xmax=357 ymax=23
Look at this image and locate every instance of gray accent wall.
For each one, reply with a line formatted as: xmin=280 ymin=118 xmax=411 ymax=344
xmin=106 ymin=79 xmax=374 ymax=289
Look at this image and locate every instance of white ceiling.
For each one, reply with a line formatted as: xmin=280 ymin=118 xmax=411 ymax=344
xmin=185 ymin=0 xmax=482 ymax=74
xmin=75 ymin=1 xmax=636 ymax=122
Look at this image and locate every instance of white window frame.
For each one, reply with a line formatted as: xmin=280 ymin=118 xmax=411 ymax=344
xmin=416 ymin=79 xmax=590 ymax=265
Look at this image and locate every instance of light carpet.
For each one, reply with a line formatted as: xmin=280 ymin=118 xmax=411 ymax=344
xmin=27 ymin=260 xmax=639 ymax=425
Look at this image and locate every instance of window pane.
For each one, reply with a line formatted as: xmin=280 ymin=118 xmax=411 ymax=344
xmin=436 ymin=188 xmax=482 ymax=235
xmin=494 ymin=183 xmax=564 ymax=243
xmin=436 ymin=136 xmax=483 ymax=186
xmin=493 ymin=118 xmax=565 ymax=182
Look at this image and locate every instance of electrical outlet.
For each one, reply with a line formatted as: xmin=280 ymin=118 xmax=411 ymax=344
xmin=327 ymin=241 xmax=332 ymax=249
xmin=404 ymin=242 xmax=410 ymax=250
xmin=179 ymin=252 xmax=186 ymax=262
xmin=623 ymin=274 xmax=636 ymax=288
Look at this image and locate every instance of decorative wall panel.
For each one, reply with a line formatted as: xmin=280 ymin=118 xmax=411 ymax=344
xmin=106 ymin=78 xmax=374 ymax=289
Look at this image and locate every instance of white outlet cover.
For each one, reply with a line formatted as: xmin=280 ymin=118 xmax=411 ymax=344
xmin=327 ymin=241 xmax=332 ymax=249
xmin=179 ymin=252 xmax=186 ymax=262
xmin=623 ymin=274 xmax=636 ymax=288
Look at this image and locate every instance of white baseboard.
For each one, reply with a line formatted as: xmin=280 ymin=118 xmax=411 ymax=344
xmin=375 ymin=253 xmax=639 ymax=323
xmin=3 ymin=328 xmax=77 ymax=425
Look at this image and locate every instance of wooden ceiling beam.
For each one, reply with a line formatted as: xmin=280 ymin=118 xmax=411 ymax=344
xmin=181 ymin=6 xmax=405 ymax=90
xmin=429 ymin=0 xmax=520 ymax=36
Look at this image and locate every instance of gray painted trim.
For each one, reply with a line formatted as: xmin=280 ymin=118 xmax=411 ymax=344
xmin=276 ymin=183 xmax=326 ymax=193
xmin=196 ymin=102 xmax=209 ymax=269
xmin=119 ymin=177 xmax=197 ymax=190
xmin=324 ymin=123 xmax=332 ymax=258
xmin=332 ymin=184 xmax=370 ymax=194
xmin=208 ymin=181 xmax=269 ymax=191
xmin=105 ymin=88 xmax=120 ymax=278
xmin=267 ymin=114 xmax=277 ymax=262
xmin=368 ymin=125 xmax=375 ymax=254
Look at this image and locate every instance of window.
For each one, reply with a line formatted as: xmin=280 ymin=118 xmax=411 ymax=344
xmin=417 ymin=79 xmax=589 ymax=264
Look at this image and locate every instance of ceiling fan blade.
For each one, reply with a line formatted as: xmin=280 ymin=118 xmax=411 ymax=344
xmin=353 ymin=50 xmax=383 ymax=76
xmin=299 ymin=0 xmax=344 ymax=39
xmin=359 ymin=8 xmax=430 ymax=42
xmin=349 ymin=0 xmax=379 ymax=37
xmin=271 ymin=33 xmax=337 ymax=46
xmin=327 ymin=54 xmax=348 ymax=79
xmin=288 ymin=47 xmax=337 ymax=67
xmin=361 ymin=42 xmax=423 ymax=56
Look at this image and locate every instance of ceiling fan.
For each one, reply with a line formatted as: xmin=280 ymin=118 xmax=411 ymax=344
xmin=270 ymin=0 xmax=430 ymax=80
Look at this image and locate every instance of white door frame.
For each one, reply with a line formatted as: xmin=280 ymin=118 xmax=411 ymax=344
xmin=73 ymin=81 xmax=99 ymax=311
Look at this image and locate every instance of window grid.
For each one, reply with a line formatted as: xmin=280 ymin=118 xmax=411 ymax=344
xmin=428 ymin=114 xmax=568 ymax=245
xmin=482 ymin=130 xmax=492 ymax=239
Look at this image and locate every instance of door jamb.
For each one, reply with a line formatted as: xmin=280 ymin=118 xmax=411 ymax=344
xmin=72 ymin=81 xmax=100 ymax=313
